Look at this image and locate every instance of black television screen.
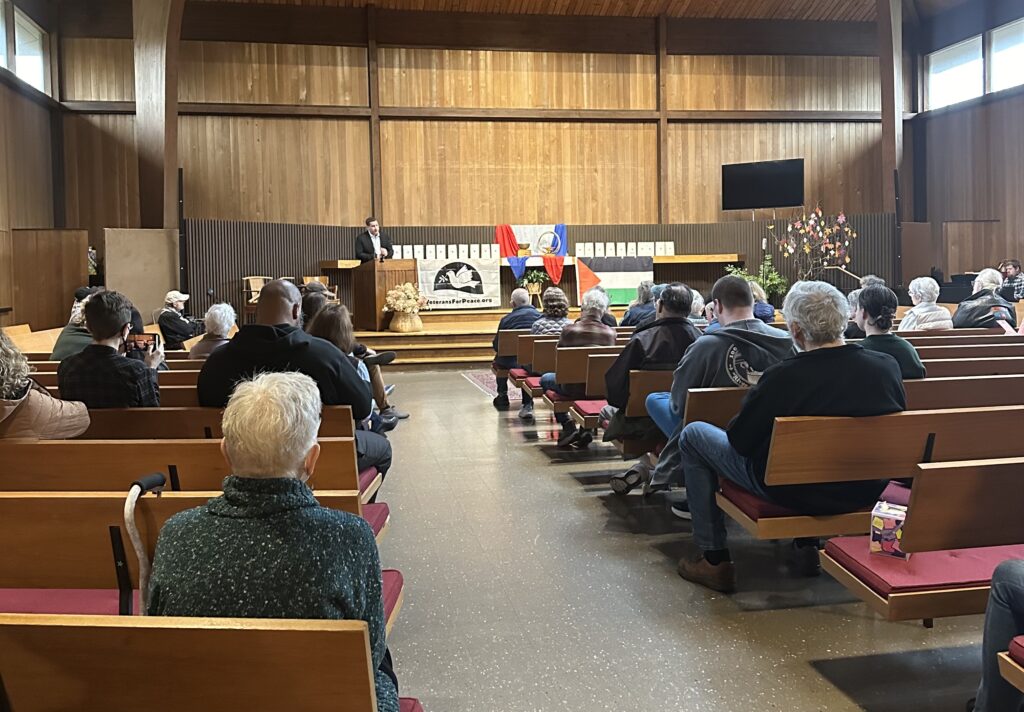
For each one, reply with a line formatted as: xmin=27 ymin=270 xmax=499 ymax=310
xmin=721 ymin=159 xmax=804 ymax=211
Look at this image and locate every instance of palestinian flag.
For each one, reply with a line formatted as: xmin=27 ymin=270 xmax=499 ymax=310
xmin=576 ymin=257 xmax=654 ymax=306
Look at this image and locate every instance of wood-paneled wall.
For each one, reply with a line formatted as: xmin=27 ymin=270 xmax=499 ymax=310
xmin=380 ymin=49 xmax=656 ymax=109
xmin=667 ymin=122 xmax=883 ymax=224
xmin=62 ymin=38 xmax=135 ymax=101
xmin=10 ymin=229 xmax=89 ymax=331
xmin=179 ymin=115 xmax=372 ymax=224
xmin=665 ymin=55 xmax=881 ymax=111
xmin=381 ymin=121 xmax=658 ymax=225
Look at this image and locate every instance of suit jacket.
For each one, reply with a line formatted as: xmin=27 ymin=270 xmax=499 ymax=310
xmin=355 ymin=231 xmax=394 ymax=263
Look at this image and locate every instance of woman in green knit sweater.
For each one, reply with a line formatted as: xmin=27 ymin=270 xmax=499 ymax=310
xmin=854 ymin=284 xmax=927 ymax=380
xmin=147 ymin=371 xmax=399 ymax=712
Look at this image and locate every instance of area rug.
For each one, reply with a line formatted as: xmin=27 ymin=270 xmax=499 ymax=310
xmin=462 ymin=369 xmax=522 ymax=402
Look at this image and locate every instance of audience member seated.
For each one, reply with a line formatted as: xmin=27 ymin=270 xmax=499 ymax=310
xmin=58 ymin=290 xmax=163 ymax=408
xmin=50 ymin=291 xmax=96 ymax=361
xmin=530 ymin=287 xmax=572 ymax=336
xmin=953 ymin=268 xmax=1018 ymax=329
xmin=620 ymin=281 xmax=656 ymax=328
xmin=0 ymin=330 xmax=89 ymax=438
xmin=999 ymin=259 xmax=1024 ymax=302
xmin=148 ymin=371 xmax=400 ymax=712
xmin=749 ymin=282 xmax=775 ymax=324
xmin=491 ymin=287 xmax=542 ymax=419
xmin=844 ymin=288 xmax=867 ymax=339
xmin=302 ymin=290 xmax=329 ymax=327
xmin=860 ymin=274 xmax=886 ymax=288
xmin=611 ymin=276 xmax=794 ymax=496
xmin=188 ymin=303 xmax=236 ymax=359
xmin=198 ymin=280 xmax=391 ymax=478
xmin=540 ymin=288 xmax=617 ymax=448
xmin=690 ymin=290 xmax=710 ymax=329
xmin=968 ymin=559 xmax=1024 ymax=712
xmin=589 ymin=286 xmax=618 ymax=327
xmin=306 ymin=303 xmax=404 ymax=431
xmin=67 ymin=286 xmax=97 ymax=325
xmin=601 ymin=283 xmax=701 ymax=441
xmin=897 ymin=276 xmax=954 ymax=332
xmin=675 ymin=281 xmax=906 ymax=593
xmin=854 ymin=285 xmax=926 ymax=379
xmin=157 ymin=290 xmax=205 ymax=351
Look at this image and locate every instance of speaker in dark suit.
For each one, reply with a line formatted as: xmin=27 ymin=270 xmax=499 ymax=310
xmin=355 ymin=217 xmax=394 ymax=263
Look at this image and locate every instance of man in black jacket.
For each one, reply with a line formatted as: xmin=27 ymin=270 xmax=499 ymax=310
xmin=158 ymin=290 xmax=205 ymax=350
xmin=198 ymin=279 xmax=392 ymax=478
xmin=675 ymin=280 xmax=906 ymax=593
xmin=355 ymin=217 xmax=394 ymax=264
xmin=491 ymin=288 xmax=542 ymax=419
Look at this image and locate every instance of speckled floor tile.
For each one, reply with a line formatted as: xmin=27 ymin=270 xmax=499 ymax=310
xmin=376 ymin=370 xmax=985 ymax=711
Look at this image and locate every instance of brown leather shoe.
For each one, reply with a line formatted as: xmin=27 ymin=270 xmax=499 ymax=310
xmin=677 ymin=555 xmax=736 ymax=593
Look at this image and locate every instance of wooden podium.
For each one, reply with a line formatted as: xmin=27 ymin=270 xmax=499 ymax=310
xmin=352 ymin=259 xmax=417 ymax=331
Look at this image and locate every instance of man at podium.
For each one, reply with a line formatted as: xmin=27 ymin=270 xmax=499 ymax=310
xmin=355 ymin=216 xmax=394 ymax=263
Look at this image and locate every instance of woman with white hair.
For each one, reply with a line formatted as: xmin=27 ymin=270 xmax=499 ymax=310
xmin=0 ymin=330 xmax=89 ymax=438
xmin=621 ymin=280 xmax=656 ymax=327
xmin=148 ymin=371 xmax=400 ymax=712
xmin=953 ymin=268 xmax=1017 ymax=329
xmin=689 ymin=289 xmax=710 ymax=329
xmin=897 ymin=277 xmax=953 ymax=332
xmin=188 ymin=303 xmax=236 ymax=359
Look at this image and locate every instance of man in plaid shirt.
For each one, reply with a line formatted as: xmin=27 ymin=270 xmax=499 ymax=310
xmin=1000 ymin=259 xmax=1024 ymax=301
xmin=58 ymin=290 xmax=163 ymax=408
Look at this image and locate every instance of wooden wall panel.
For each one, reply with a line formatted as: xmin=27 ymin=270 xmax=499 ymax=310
xmin=0 ymin=85 xmax=54 ymax=230
xmin=665 ymin=55 xmax=881 ymax=111
xmin=0 ymin=230 xmax=12 ymax=324
xmin=179 ymin=42 xmax=368 ymax=105
xmin=381 ymin=121 xmax=657 ymax=225
xmin=179 ymin=115 xmax=372 ymax=225
xmin=925 ymin=93 xmax=1024 ymax=274
xmin=380 ymin=48 xmax=656 ymax=109
xmin=11 ymin=229 xmax=89 ymax=331
xmin=667 ymin=122 xmax=883 ymax=224
xmin=61 ymin=38 xmax=135 ymax=101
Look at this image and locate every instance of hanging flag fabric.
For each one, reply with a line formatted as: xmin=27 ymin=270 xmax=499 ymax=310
xmin=417 ymin=257 xmax=501 ymax=310
xmin=576 ymin=257 xmax=654 ymax=306
xmin=542 ymin=255 xmax=565 ymax=285
xmin=506 ymin=256 xmax=529 ymax=280
xmin=494 ymin=224 xmax=568 ymax=258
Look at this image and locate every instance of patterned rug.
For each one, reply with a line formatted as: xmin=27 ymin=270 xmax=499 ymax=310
xmin=462 ymin=369 xmax=522 ymax=402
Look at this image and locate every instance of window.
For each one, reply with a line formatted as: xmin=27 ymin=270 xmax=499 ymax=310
xmin=927 ymin=36 xmax=984 ymax=109
xmin=0 ymin=2 xmax=7 ymax=70
xmin=991 ymin=19 xmax=1024 ymax=93
xmin=13 ymin=6 xmax=45 ymax=92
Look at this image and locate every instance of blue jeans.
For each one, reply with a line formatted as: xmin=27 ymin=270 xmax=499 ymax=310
xmin=540 ymin=372 xmax=570 ymax=425
xmin=646 ymin=392 xmax=680 ymax=439
xmin=976 ymin=559 xmax=1024 ymax=711
xmin=677 ymin=421 xmax=768 ymax=551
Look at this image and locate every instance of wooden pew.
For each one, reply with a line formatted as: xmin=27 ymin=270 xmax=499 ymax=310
xmin=47 ymin=384 xmax=200 ymax=407
xmin=902 ymin=334 xmax=1023 ymax=346
xmin=896 ymin=327 xmax=1002 ymax=338
xmin=34 ymin=370 xmax=201 ymax=387
xmin=29 ymin=358 xmax=206 ymax=372
xmin=81 ymin=405 xmax=356 ymax=439
xmin=915 ymin=343 xmax=1024 ymax=359
xmin=716 ymin=406 xmax=1024 ymax=541
xmin=553 ymin=345 xmax=624 ymax=389
xmin=0 ymin=492 xmax=400 ymax=631
xmin=491 ymin=328 xmax=531 ymax=378
xmin=916 ymin=358 xmax=1024 ymax=377
xmin=0 ymin=436 xmax=383 ymax=504
xmin=0 ymin=613 xmax=422 ymax=711
xmin=25 ymin=350 xmax=195 ymax=361
xmin=822 ymin=457 xmax=1024 ymax=623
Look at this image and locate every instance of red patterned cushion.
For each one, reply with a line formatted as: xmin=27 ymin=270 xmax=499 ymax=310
xmin=1010 ymin=636 xmax=1024 ymax=666
xmin=718 ymin=480 xmax=911 ymax=521
xmin=544 ymin=390 xmax=573 ymax=402
xmin=358 ymin=467 xmax=379 ymax=493
xmin=0 ymin=589 xmax=138 ymax=615
xmin=361 ymin=503 xmax=390 ymax=537
xmin=573 ymin=399 xmax=607 ymax=416
xmin=509 ymin=368 xmax=529 ymax=379
xmin=400 ymin=699 xmax=425 ymax=712
xmin=382 ymin=569 xmax=404 ymax=623
xmin=525 ymin=377 xmax=542 ymax=390
xmin=824 ymin=537 xmax=1024 ymax=596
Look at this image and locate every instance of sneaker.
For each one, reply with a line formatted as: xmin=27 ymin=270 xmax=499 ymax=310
xmin=492 ymin=395 xmax=510 ymax=410
xmin=556 ymin=424 xmax=580 ymax=449
xmin=677 ymin=555 xmax=736 ymax=593
xmin=379 ymin=405 xmax=409 ymax=420
xmin=518 ymin=403 xmax=535 ymax=421
xmin=669 ymin=501 xmax=691 ymax=520
xmin=363 ymin=351 xmax=397 ymax=367
xmin=791 ymin=540 xmax=821 ymax=577
xmin=571 ymin=429 xmax=594 ymax=449
xmin=610 ymin=462 xmax=650 ymax=495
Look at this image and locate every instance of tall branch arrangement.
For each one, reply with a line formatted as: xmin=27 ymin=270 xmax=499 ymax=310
xmin=770 ymin=206 xmax=858 ymax=281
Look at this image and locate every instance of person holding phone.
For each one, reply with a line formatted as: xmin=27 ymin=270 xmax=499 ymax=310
xmin=58 ymin=290 xmax=164 ymax=408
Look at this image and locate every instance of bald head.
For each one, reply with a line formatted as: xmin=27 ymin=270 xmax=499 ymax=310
xmin=256 ymin=279 xmax=302 ymax=326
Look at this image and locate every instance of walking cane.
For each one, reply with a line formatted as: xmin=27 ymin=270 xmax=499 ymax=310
xmin=123 ymin=473 xmax=167 ymax=615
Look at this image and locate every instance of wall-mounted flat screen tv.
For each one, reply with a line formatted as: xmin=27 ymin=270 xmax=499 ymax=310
xmin=721 ymin=159 xmax=804 ymax=211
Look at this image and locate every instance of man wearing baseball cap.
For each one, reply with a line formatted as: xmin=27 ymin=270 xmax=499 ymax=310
xmin=158 ymin=290 xmax=205 ymax=351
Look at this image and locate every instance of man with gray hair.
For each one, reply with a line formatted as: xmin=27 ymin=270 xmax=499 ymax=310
xmin=188 ymin=303 xmax=236 ymax=359
xmin=540 ymin=287 xmax=617 ymax=447
xmin=491 ymin=287 xmax=542 ymax=419
xmin=674 ymin=280 xmax=906 ymax=593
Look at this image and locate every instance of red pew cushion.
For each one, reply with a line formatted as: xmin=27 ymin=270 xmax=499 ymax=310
xmin=718 ymin=480 xmax=912 ymax=521
xmin=400 ymin=699 xmax=425 ymax=712
xmin=525 ymin=377 xmax=542 ymax=390
xmin=358 ymin=467 xmax=379 ymax=493
xmin=824 ymin=537 xmax=1024 ymax=596
xmin=544 ymin=390 xmax=573 ymax=402
xmin=573 ymin=399 xmax=607 ymax=416
xmin=0 ymin=589 xmax=139 ymax=615
xmin=361 ymin=502 xmax=390 ymax=537
xmin=509 ymin=368 xmax=529 ymax=379
xmin=1010 ymin=636 xmax=1024 ymax=666
xmin=382 ymin=569 xmax=404 ymax=622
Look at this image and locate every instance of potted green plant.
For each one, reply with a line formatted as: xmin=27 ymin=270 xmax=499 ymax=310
xmin=725 ymin=253 xmax=789 ymax=306
xmin=517 ymin=269 xmax=548 ymax=298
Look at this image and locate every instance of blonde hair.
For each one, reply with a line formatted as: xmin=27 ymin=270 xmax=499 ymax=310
xmin=221 ymin=372 xmax=321 ymax=479
xmin=749 ymin=282 xmax=767 ymax=302
xmin=0 ymin=330 xmax=31 ymax=400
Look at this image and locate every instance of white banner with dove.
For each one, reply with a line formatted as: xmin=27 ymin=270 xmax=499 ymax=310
xmin=416 ymin=257 xmax=502 ymax=310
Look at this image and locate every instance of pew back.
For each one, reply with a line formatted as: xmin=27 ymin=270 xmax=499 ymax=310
xmin=47 ymin=385 xmax=200 ymax=407
xmin=624 ymin=370 xmax=673 ymax=417
xmin=555 ymin=345 xmax=623 ymax=386
xmin=921 ymin=358 xmax=1024 ymax=377
xmin=80 ymin=406 xmax=356 ymax=439
xmin=494 ymin=329 xmax=530 ymax=358
xmin=585 ymin=354 xmax=618 ymax=398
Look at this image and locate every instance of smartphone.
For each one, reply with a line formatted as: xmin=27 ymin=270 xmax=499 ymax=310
xmin=126 ymin=333 xmax=161 ymax=351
